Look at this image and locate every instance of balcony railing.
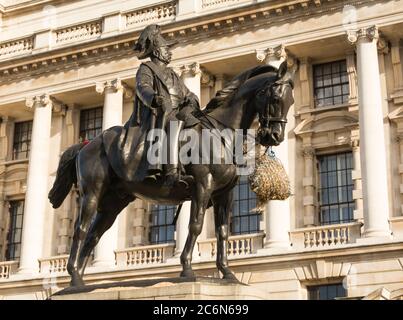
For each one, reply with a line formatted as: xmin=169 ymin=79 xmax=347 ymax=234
xmin=0 ymin=261 xmax=19 ymax=279
xmin=56 ymin=21 xmax=102 ymax=45
xmin=125 ymin=1 xmax=177 ymax=29
xmin=115 ymin=243 xmax=175 ymax=267
xmin=0 ymin=37 xmax=33 ymax=60
xmin=201 ymin=0 xmax=252 ymax=10
xmin=39 ymin=255 xmax=69 ymax=274
xmin=198 ymin=233 xmax=264 ymax=259
xmin=290 ymin=222 xmax=362 ymax=249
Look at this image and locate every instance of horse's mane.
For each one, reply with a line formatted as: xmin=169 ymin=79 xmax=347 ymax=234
xmin=204 ymin=65 xmax=279 ymax=114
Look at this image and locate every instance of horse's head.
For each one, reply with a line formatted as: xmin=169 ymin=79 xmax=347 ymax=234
xmin=256 ymin=61 xmax=296 ymax=147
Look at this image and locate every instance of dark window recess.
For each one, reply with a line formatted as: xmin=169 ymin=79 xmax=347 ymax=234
xmin=314 ymin=60 xmax=350 ymax=107
xmin=318 ymin=152 xmax=355 ymax=225
xmin=149 ymin=205 xmax=176 ymax=244
xmin=12 ymin=121 xmax=32 ymax=160
xmin=231 ymin=176 xmax=260 ymax=235
xmin=5 ymin=201 xmax=25 ymax=261
xmin=79 ymin=107 xmax=103 ymax=142
xmin=308 ymin=283 xmax=347 ymax=300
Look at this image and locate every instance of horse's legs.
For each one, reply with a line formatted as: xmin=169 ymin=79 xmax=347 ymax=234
xmin=67 ymin=191 xmax=101 ymax=287
xmin=67 ymin=137 xmax=108 ymax=287
xmin=76 ymin=190 xmax=134 ymax=278
xmin=180 ymin=174 xmax=213 ymax=278
xmin=212 ymin=191 xmax=237 ymax=281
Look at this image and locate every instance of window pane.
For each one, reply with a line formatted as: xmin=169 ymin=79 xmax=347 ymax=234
xmin=13 ymin=121 xmax=33 ymax=160
xmin=231 ymin=178 xmax=260 ymax=235
xmin=6 ymin=201 xmax=25 ymax=261
xmin=308 ymin=284 xmax=346 ymax=300
xmin=150 ymin=205 xmax=176 ymax=244
xmin=80 ymin=107 xmax=103 ymax=143
xmin=314 ymin=60 xmax=349 ymax=108
xmin=318 ymin=153 xmax=355 ymax=225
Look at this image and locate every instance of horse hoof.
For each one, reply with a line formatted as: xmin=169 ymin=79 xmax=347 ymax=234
xmin=180 ymin=269 xmax=195 ymax=278
xmin=223 ymin=272 xmax=238 ymax=282
xmin=70 ymin=275 xmax=85 ymax=287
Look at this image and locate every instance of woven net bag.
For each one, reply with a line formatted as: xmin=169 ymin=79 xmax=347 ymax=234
xmin=248 ymin=151 xmax=291 ymax=212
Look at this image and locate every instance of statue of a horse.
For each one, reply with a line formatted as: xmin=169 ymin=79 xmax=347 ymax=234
xmin=48 ymin=61 xmax=296 ymax=287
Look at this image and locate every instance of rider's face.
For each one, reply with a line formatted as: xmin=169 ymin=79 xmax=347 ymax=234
xmin=158 ymin=45 xmax=172 ymax=64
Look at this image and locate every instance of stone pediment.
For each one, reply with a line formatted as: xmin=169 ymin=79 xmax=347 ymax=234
xmin=294 ymin=111 xmax=358 ymax=136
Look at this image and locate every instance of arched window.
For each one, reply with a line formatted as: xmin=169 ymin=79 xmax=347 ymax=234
xmin=149 ymin=205 xmax=176 ymax=244
xmin=231 ymin=176 xmax=260 ymax=235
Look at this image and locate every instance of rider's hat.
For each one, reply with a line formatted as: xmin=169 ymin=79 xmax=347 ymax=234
xmin=133 ymin=24 xmax=178 ymax=60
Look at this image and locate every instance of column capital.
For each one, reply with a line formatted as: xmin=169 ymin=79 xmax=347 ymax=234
xmin=350 ymin=138 xmax=360 ymax=151
xmin=25 ymin=94 xmax=65 ymax=114
xmin=302 ymin=147 xmax=315 ymax=159
xmin=96 ymin=78 xmax=133 ymax=99
xmin=256 ymin=44 xmax=297 ymax=69
xmin=347 ymin=25 xmax=379 ymax=44
xmin=200 ymin=67 xmax=215 ymax=87
xmin=176 ymin=62 xmax=201 ymax=78
xmin=347 ymin=26 xmax=389 ymax=54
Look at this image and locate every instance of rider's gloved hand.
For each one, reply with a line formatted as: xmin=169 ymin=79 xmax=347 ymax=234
xmin=153 ymin=95 xmax=171 ymax=112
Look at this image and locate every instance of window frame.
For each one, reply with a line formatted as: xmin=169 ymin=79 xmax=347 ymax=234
xmin=231 ymin=176 xmax=260 ymax=236
xmin=317 ymin=152 xmax=355 ymax=226
xmin=79 ymin=106 xmax=103 ymax=142
xmin=313 ymin=60 xmax=350 ymax=108
xmin=149 ymin=205 xmax=176 ymax=245
xmin=307 ymin=283 xmax=347 ymax=300
xmin=12 ymin=120 xmax=33 ymax=160
xmin=5 ymin=200 xmax=25 ymax=261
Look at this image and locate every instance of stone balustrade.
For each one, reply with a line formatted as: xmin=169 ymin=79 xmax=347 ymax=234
xmin=290 ymin=222 xmax=363 ymax=249
xmin=0 ymin=261 xmax=19 ymax=279
xmin=115 ymin=243 xmax=175 ymax=267
xmin=0 ymin=37 xmax=34 ymax=60
xmin=39 ymin=255 xmax=69 ymax=274
xmin=56 ymin=21 xmax=102 ymax=45
xmin=201 ymin=0 xmax=251 ymax=10
xmin=198 ymin=233 xmax=264 ymax=259
xmin=125 ymin=1 xmax=177 ymax=29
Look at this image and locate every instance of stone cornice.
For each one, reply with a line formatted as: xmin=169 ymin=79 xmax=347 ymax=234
xmin=0 ymin=0 xmax=396 ymax=85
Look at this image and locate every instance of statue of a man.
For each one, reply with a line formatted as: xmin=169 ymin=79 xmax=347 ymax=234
xmin=131 ymin=24 xmax=197 ymax=187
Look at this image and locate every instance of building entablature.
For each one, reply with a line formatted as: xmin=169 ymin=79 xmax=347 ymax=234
xmin=0 ymin=0 xmax=402 ymax=79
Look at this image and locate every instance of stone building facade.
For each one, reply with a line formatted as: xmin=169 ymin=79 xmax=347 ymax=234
xmin=0 ymin=0 xmax=402 ymax=300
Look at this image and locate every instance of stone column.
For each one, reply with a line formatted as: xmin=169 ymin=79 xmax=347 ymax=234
xmin=350 ymin=130 xmax=364 ymax=221
xmin=93 ymin=79 xmax=130 ymax=267
xmin=263 ymin=140 xmax=291 ymax=250
xmin=18 ymin=95 xmax=53 ymax=274
xmin=302 ymin=145 xmax=316 ymax=227
xmin=173 ymin=62 xmax=202 ymax=259
xmin=346 ymin=51 xmax=358 ymax=104
xmin=256 ymin=45 xmax=296 ymax=250
xmin=391 ymin=39 xmax=403 ymax=105
xmin=347 ymin=26 xmax=391 ymax=238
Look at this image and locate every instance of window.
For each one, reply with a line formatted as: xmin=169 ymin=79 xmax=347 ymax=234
xmin=231 ymin=176 xmax=260 ymax=235
xmin=12 ymin=121 xmax=32 ymax=160
xmin=314 ymin=60 xmax=349 ymax=107
xmin=318 ymin=152 xmax=354 ymax=225
xmin=149 ymin=205 xmax=176 ymax=244
xmin=308 ymin=283 xmax=347 ymax=300
xmin=5 ymin=201 xmax=25 ymax=261
xmin=79 ymin=107 xmax=103 ymax=142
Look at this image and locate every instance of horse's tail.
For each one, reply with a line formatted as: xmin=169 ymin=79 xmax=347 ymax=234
xmin=48 ymin=142 xmax=86 ymax=209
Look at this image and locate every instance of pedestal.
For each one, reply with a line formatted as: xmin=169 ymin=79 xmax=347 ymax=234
xmin=50 ymin=277 xmax=269 ymax=300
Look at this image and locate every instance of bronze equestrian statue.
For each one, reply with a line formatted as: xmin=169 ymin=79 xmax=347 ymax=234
xmin=48 ymin=24 xmax=297 ymax=287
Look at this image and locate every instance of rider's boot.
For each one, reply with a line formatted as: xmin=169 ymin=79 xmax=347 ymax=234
xmin=164 ymin=120 xmax=193 ymax=188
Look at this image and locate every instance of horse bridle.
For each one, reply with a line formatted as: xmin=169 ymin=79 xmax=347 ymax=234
xmin=258 ymin=80 xmax=290 ymax=127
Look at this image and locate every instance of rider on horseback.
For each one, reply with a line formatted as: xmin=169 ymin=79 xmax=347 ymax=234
xmin=132 ymin=24 xmax=197 ymax=187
